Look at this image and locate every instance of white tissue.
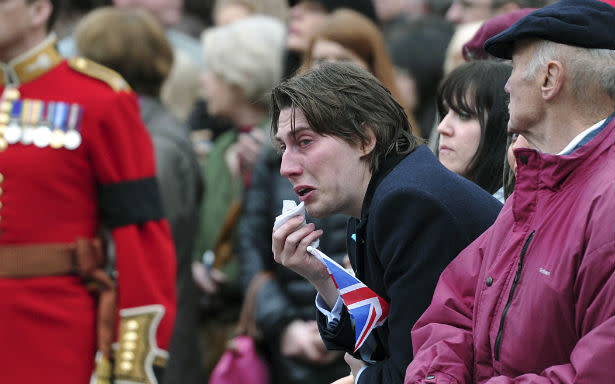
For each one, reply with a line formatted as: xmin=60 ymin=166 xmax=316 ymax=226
xmin=273 ymin=200 xmax=320 ymax=248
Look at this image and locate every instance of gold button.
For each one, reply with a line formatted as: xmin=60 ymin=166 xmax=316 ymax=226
xmin=123 ymin=331 xmax=138 ymax=341
xmin=121 ymin=351 xmax=135 ymax=361
xmin=122 ymin=341 xmax=136 ymax=350
xmin=119 ymin=361 xmax=133 ymax=372
xmin=0 ymin=202 xmax=3 ymax=209
xmin=0 ymin=124 xmax=6 ymax=135
xmin=0 ymin=187 xmax=3 ymax=196
xmin=126 ymin=320 xmax=139 ymax=330
xmin=0 ymin=115 xmax=9 ymax=124
xmin=0 ymin=173 xmax=4 ymax=182
xmin=0 ymin=139 xmax=7 ymax=152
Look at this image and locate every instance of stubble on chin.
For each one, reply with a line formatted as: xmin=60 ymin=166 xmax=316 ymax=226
xmin=305 ymin=202 xmax=330 ymax=219
xmin=304 ymin=205 xmax=320 ymax=219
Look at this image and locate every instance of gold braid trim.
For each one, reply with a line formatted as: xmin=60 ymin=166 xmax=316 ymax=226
xmin=113 ymin=305 xmax=168 ymax=384
xmin=68 ymin=57 xmax=131 ymax=92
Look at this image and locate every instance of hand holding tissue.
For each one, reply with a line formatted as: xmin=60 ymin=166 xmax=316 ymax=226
xmin=273 ymin=200 xmax=389 ymax=353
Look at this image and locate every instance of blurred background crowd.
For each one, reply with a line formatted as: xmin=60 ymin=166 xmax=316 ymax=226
xmin=48 ymin=0 xmax=558 ymax=382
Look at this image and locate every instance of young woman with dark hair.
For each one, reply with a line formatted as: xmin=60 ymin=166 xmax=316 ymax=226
xmin=435 ymin=60 xmax=512 ymax=200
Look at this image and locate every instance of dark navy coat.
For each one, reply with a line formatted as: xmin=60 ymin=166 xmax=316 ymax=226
xmin=318 ymin=145 xmax=502 ymax=384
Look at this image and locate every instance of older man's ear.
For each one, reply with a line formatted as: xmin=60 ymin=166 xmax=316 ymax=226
xmin=540 ymin=60 xmax=565 ymax=101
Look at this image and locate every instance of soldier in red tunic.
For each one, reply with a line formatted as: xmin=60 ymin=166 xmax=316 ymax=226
xmin=0 ymin=1 xmax=177 ymax=383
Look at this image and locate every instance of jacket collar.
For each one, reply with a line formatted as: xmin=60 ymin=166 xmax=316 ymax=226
xmin=514 ymin=114 xmax=615 ymax=192
xmin=0 ymin=34 xmax=62 ymax=87
xmin=359 ymin=147 xmax=412 ymax=223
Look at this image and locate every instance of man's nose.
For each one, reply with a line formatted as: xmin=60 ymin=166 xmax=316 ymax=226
xmin=280 ymin=150 xmax=302 ymax=178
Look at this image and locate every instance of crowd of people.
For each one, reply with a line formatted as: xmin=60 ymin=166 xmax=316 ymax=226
xmin=0 ymin=0 xmax=613 ymax=384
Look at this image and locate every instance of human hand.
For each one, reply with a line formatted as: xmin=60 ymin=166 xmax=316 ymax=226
xmin=237 ymin=129 xmax=266 ymax=172
xmin=272 ymin=215 xmax=327 ymax=284
xmin=280 ymin=319 xmax=342 ymax=364
xmin=191 ymin=261 xmax=227 ymax=294
xmin=344 ymin=353 xmax=367 ymax=378
xmin=305 ymin=320 xmax=344 ymax=364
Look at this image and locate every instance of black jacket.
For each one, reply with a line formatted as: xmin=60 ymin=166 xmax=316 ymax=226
xmin=318 ymin=146 xmax=502 ymax=384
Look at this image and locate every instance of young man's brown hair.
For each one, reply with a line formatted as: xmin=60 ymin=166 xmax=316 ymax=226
xmin=271 ymin=62 xmax=419 ymax=173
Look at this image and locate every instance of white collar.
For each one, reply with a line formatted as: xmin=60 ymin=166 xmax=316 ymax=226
xmin=557 ymin=118 xmax=606 ymax=155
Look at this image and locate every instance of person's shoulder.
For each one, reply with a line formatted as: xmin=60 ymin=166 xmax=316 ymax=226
xmin=379 ymin=147 xmax=502 ymax=213
xmin=141 ymin=97 xmax=186 ymax=135
xmin=66 ymin=57 xmax=131 ymax=93
xmin=385 ymin=146 xmax=450 ymax=189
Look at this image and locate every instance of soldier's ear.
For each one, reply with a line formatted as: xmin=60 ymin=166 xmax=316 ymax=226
xmin=28 ymin=0 xmax=52 ymax=31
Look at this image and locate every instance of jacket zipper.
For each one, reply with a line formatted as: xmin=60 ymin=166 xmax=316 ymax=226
xmin=494 ymin=230 xmax=535 ymax=361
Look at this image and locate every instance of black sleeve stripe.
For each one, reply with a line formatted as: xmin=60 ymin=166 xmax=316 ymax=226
xmin=98 ymin=177 xmax=165 ymax=228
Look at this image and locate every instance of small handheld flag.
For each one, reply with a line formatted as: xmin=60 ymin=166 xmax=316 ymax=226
xmin=307 ymin=246 xmax=389 ymax=352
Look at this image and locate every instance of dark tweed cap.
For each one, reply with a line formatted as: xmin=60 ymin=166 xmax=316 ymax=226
xmin=484 ymin=0 xmax=615 ymax=60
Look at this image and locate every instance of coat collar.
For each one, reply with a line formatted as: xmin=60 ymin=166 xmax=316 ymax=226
xmin=0 ymin=34 xmax=63 ymax=87
xmin=359 ymin=146 xmax=414 ymax=223
xmin=514 ymin=115 xmax=614 ymax=192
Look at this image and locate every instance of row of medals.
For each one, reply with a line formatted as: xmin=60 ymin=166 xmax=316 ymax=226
xmin=0 ymin=87 xmax=82 ymax=151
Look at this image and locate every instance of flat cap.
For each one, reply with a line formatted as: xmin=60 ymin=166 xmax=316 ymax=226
xmin=484 ymin=0 xmax=615 ymax=60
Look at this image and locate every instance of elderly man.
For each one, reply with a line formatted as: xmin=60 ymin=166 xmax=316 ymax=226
xmin=405 ymin=0 xmax=615 ymax=383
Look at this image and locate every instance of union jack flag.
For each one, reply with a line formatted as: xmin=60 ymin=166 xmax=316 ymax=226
xmin=307 ymin=246 xmax=390 ymax=352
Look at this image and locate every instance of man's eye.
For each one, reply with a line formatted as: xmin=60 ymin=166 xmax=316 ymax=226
xmin=298 ymin=139 xmax=312 ymax=147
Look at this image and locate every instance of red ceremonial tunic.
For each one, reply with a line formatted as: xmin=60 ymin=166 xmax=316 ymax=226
xmin=0 ymin=36 xmax=176 ymax=383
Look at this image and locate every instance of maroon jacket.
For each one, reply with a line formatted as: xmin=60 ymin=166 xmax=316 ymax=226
xmin=405 ymin=117 xmax=615 ymax=383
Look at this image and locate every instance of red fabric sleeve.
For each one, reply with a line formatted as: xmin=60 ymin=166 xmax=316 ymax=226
xmin=84 ymin=89 xmax=177 ymax=350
